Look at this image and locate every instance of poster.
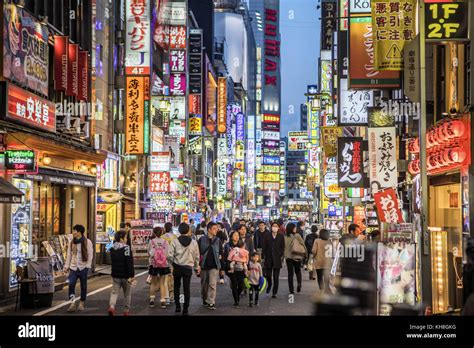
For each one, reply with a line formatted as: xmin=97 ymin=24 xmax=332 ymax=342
xmin=169 ymin=97 xmax=186 ymax=120
xmin=164 ymin=136 xmax=179 ymax=170
xmin=371 ymin=0 xmax=416 ymax=70
xmin=288 ymin=131 xmax=309 ymax=151
xmin=377 ymin=243 xmax=416 ymax=307
xmin=381 ymin=223 xmax=414 ymax=242
xmin=368 ymin=127 xmax=398 ymax=191
xmin=337 ymin=137 xmax=365 ymax=187
xmin=374 ymin=188 xmax=404 ymax=223
xmin=3 ymin=5 xmax=49 ymax=97
xmin=130 ymin=228 xmax=153 ymax=257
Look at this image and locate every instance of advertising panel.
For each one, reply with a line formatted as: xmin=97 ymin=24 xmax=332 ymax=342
xmin=125 ymin=0 xmax=151 ymax=75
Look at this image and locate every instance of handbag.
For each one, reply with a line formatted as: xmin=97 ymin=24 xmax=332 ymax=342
xmin=290 ymin=237 xmax=306 ymax=260
xmin=307 ymin=255 xmax=314 ymax=272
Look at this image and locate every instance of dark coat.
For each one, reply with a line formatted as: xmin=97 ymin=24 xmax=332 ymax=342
xmin=242 ymin=233 xmax=255 ymax=253
xmin=262 ymin=232 xmax=285 ymax=269
xmin=305 ymin=232 xmax=318 ymax=255
xmin=110 ymin=243 xmax=135 ymax=279
xmin=254 ymin=229 xmax=270 ymax=250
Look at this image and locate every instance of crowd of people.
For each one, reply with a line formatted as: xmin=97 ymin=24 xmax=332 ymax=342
xmin=63 ymin=218 xmax=378 ymax=316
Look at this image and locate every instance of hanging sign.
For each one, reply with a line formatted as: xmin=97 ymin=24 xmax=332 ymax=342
xmin=150 ymin=172 xmax=170 ymax=193
xmin=125 ymin=76 xmax=146 ymax=154
xmin=125 ymin=0 xmax=151 ymax=75
xmin=368 ymin=127 xmax=398 ymax=191
xmin=339 ymin=79 xmax=373 ymax=125
xmin=337 ymin=137 xmax=365 ymax=187
xmin=218 ymin=77 xmax=227 ymax=133
xmin=54 ymin=36 xmax=68 ymax=91
xmin=374 ymin=188 xmax=404 ymax=223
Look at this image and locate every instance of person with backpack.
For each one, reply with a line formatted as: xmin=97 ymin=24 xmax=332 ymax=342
xmin=284 ymin=222 xmax=307 ymax=295
xmin=64 ymin=225 xmax=93 ymax=312
xmin=198 ymin=222 xmax=224 ymax=310
xmin=167 ymin=223 xmax=200 ymax=316
xmin=305 ymin=225 xmax=319 ymax=280
xmin=148 ymin=226 xmax=171 ymax=309
xmin=108 ymin=230 xmax=135 ymax=316
xmin=262 ymin=221 xmax=285 ymax=298
xmin=162 ymin=222 xmax=177 ymax=305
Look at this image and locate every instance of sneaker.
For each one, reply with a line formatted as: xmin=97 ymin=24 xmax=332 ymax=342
xmin=67 ymin=302 xmax=77 ymax=313
xmin=207 ymin=304 xmax=216 ymax=310
xmin=175 ymin=306 xmax=182 ymax=313
xmin=77 ymin=301 xmax=85 ymax=311
xmin=219 ymin=278 xmax=225 ymax=285
xmin=254 ymin=301 xmax=259 ymax=306
xmin=202 ymin=300 xmax=208 ymax=307
xmin=107 ymin=306 xmax=115 ymax=316
xmin=272 ymin=294 xmax=277 ymax=298
xmin=249 ymin=303 xmax=253 ymax=307
xmin=149 ymin=300 xmax=155 ymax=308
xmin=160 ymin=301 xmax=167 ymax=309
xmin=233 ymin=302 xmax=239 ymax=308
xmin=297 ymin=285 xmax=302 ymax=293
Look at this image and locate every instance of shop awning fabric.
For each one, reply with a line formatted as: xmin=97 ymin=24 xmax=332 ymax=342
xmin=0 ymin=177 xmax=24 ymax=204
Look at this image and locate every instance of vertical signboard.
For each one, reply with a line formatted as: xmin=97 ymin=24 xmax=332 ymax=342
xmin=66 ymin=44 xmax=79 ymax=97
xmin=279 ymin=141 xmax=286 ymax=196
xmin=321 ymin=0 xmax=337 ymax=50
xmin=125 ymin=76 xmax=145 ymax=154
xmin=218 ymin=77 xmax=227 ymax=133
xmin=337 ymin=137 xmax=365 ymax=187
xmin=54 ymin=36 xmax=69 ymax=91
xmin=368 ymin=127 xmax=398 ymax=191
xmin=217 ymin=138 xmax=227 ymax=196
xmin=339 ymin=78 xmax=373 ymax=125
xmin=125 ymin=0 xmax=150 ymax=75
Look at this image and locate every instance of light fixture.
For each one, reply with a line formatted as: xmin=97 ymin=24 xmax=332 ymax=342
xmin=79 ymin=163 xmax=88 ymax=172
xmin=42 ymin=155 xmax=52 ymax=166
xmin=89 ymin=165 xmax=97 ymax=175
xmin=300 ymin=164 xmax=306 ymax=171
xmin=17 ymin=0 xmax=25 ymax=8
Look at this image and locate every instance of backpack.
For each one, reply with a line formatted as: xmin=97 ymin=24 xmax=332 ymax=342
xmin=152 ymin=239 xmax=168 ymax=268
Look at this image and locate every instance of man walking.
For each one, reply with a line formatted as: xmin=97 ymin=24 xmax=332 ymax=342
xmin=198 ymin=222 xmax=224 ymax=310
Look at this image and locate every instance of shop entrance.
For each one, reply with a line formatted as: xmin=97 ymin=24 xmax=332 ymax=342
xmin=429 ymin=178 xmax=464 ymax=312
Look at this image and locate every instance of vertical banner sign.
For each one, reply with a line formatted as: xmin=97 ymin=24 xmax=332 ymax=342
xmin=321 ymin=1 xmax=337 ymax=50
xmin=371 ymin=0 xmax=416 ymax=70
xmin=54 ymin=36 xmax=68 ymax=91
xmin=125 ymin=76 xmax=145 ymax=154
xmin=217 ymin=138 xmax=227 ymax=196
xmin=218 ymin=77 xmax=227 ymax=133
xmin=374 ymin=188 xmax=403 ymax=223
xmin=77 ymin=51 xmax=89 ymax=101
xmin=403 ymin=35 xmax=420 ymax=103
xmin=67 ymin=44 xmax=79 ymax=97
xmin=150 ymin=172 xmax=170 ymax=193
xmin=349 ymin=16 xmax=400 ymax=88
xmin=125 ymin=0 xmax=150 ymax=75
xmin=320 ymin=59 xmax=332 ymax=93
xmin=340 ymin=0 xmax=349 ymax=31
xmin=170 ymin=73 xmax=186 ymax=96
xmin=425 ymin=2 xmax=468 ymax=42
xmin=279 ymin=141 xmax=286 ymax=196
xmin=308 ymin=107 xmax=320 ymax=145
xmin=188 ymin=29 xmax=203 ymax=94
xmin=235 ymin=112 xmax=245 ymax=170
xmin=368 ymin=127 xmax=398 ymax=191
xmin=339 ymin=79 xmax=373 ymax=125
xmin=337 ymin=137 xmax=365 ymax=187
xmin=170 ymin=50 xmax=186 ymax=72
xmin=321 ymin=127 xmax=342 ymax=157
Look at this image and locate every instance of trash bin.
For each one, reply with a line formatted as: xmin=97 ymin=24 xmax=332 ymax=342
xmin=22 ymin=257 xmax=54 ymax=308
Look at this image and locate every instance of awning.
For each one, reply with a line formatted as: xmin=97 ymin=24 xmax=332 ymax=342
xmin=0 ymin=176 xmax=24 ymax=204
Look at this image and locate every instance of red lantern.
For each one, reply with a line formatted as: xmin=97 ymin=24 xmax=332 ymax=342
xmin=449 ymin=120 xmax=465 ymax=138
xmin=449 ymin=147 xmax=467 ymax=163
xmin=408 ymin=160 xmax=420 ymax=175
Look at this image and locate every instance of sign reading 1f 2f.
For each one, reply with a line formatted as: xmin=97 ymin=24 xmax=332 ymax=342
xmin=350 ymin=0 xmax=371 ymax=14
xmin=425 ymin=2 xmax=468 ymax=42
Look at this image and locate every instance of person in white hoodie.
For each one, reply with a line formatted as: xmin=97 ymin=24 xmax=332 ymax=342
xmin=167 ymin=222 xmax=200 ymax=316
xmin=64 ymin=225 xmax=93 ymax=312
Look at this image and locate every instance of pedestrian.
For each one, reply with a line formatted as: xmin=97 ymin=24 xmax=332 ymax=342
xmin=312 ymin=228 xmax=331 ymax=292
xmin=238 ymin=224 xmax=255 ymax=253
xmin=120 ymin=222 xmax=132 ymax=247
xmin=277 ymin=218 xmax=286 ymax=235
xmin=64 ymin=225 xmax=93 ymax=312
xmin=196 ymin=221 xmax=207 ymax=238
xmin=296 ymin=221 xmax=305 ymax=239
xmin=222 ymin=217 xmax=231 ymax=233
xmin=217 ymin=222 xmax=229 ymax=285
xmin=248 ymin=252 xmax=263 ymax=307
xmin=167 ymin=223 xmax=200 ymax=316
xmin=198 ymin=222 xmax=224 ymax=310
xmin=227 ymin=238 xmax=249 ymax=307
xmin=340 ymin=223 xmax=365 ymax=246
xmin=369 ymin=229 xmax=381 ymax=242
xmin=254 ymin=220 xmax=270 ymax=257
xmin=189 ymin=219 xmax=196 ymax=235
xmin=262 ymin=221 xmax=285 ymax=298
xmin=284 ymin=222 xmax=307 ymax=294
xmin=162 ymin=222 xmax=177 ymax=305
xmin=305 ymin=225 xmax=319 ymax=280
xmin=108 ymin=230 xmax=135 ymax=316
xmin=148 ymin=226 xmax=171 ymax=309
xmin=232 ymin=219 xmax=240 ymax=231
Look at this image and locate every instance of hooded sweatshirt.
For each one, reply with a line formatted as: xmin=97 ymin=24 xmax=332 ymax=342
xmin=110 ymin=242 xmax=135 ymax=279
xmin=167 ymin=235 xmax=200 ymax=269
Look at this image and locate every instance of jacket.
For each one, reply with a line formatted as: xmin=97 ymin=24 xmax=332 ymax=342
xmin=248 ymin=261 xmax=263 ymax=286
xmin=262 ymin=232 xmax=285 ymax=269
xmin=167 ymin=235 xmax=200 ymax=269
xmin=198 ymin=235 xmax=223 ymax=270
xmin=241 ymin=233 xmax=255 ymax=253
xmin=147 ymin=237 xmax=169 ymax=268
xmin=254 ymin=229 xmax=270 ymax=250
xmin=110 ymin=242 xmax=135 ymax=279
xmin=305 ymin=233 xmax=318 ymax=255
xmin=312 ymin=239 xmax=331 ymax=269
xmin=65 ymin=238 xmax=93 ymax=271
xmin=284 ymin=233 xmax=307 ymax=260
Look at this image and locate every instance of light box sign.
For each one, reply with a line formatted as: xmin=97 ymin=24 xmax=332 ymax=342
xmin=150 ymin=152 xmax=170 ymax=172
xmin=288 ymin=131 xmax=309 ymax=151
xmin=149 ymin=172 xmax=170 ymax=193
xmin=169 ymin=120 xmax=186 ymax=144
xmin=170 ymin=73 xmax=186 ymax=96
xmin=425 ymin=2 xmax=468 ymax=42
xmin=217 ymin=138 xmax=227 ymax=196
xmin=125 ymin=0 xmax=151 ymax=75
xmin=337 ymin=137 xmax=365 ymax=187
xmin=350 ymin=0 xmax=371 ymax=13
xmin=262 ymin=131 xmax=280 ymax=141
xmin=368 ymin=127 xmax=398 ymax=191
xmin=6 ymin=83 xmax=56 ymax=132
xmin=339 ymin=78 xmax=373 ymax=125
xmin=5 ymin=150 xmax=36 ymax=172
xmin=170 ymin=50 xmax=186 ymax=72
xmin=218 ymin=77 xmax=227 ymax=133
xmin=236 ymin=112 xmax=245 ymax=142
xmin=320 ymin=59 xmax=332 ymax=93
xmin=125 ymin=76 xmax=147 ymax=154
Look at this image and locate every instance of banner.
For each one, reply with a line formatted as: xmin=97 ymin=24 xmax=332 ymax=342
xmin=77 ymin=51 xmax=89 ymax=101
xmin=374 ymin=188 xmax=404 ymax=223
xmin=371 ymin=0 xmax=416 ymax=70
xmin=321 ymin=0 xmax=337 ymax=50
xmin=368 ymin=127 xmax=398 ymax=191
xmin=27 ymin=258 xmax=54 ymax=294
xmin=125 ymin=0 xmax=151 ymax=75
xmin=125 ymin=76 xmax=146 ymax=154
xmin=66 ymin=44 xmax=79 ymax=97
xmin=403 ymin=35 xmax=420 ymax=103
xmin=218 ymin=77 xmax=227 ymax=133
xmin=54 ymin=36 xmax=68 ymax=91
xmin=337 ymin=137 xmax=365 ymax=187
xmin=3 ymin=5 xmax=49 ymax=97
xmin=349 ymin=16 xmax=400 ymax=88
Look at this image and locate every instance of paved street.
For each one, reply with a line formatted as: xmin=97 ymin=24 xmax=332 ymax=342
xmin=1 ymin=265 xmax=319 ymax=316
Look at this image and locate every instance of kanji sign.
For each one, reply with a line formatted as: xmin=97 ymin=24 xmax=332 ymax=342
xmin=321 ymin=127 xmax=342 ymax=156
xmin=337 ymin=137 xmax=365 ymax=187
xmin=189 ymin=114 xmax=202 ymax=136
xmin=371 ymin=0 xmax=416 ymax=70
xmin=217 ymin=138 xmax=227 ymax=196
xmin=368 ymin=127 xmax=398 ymax=191
xmin=125 ymin=76 xmax=146 ymax=154
xmin=218 ymin=77 xmax=227 ymax=134
xmin=170 ymin=73 xmax=186 ymax=95
xmin=425 ymin=2 xmax=468 ymax=42
xmin=150 ymin=172 xmax=170 ymax=193
xmin=374 ymin=188 xmax=403 ymax=223
xmin=339 ymin=78 xmax=373 ymax=125
xmin=321 ymin=1 xmax=337 ymax=50
xmin=125 ymin=0 xmax=151 ymax=75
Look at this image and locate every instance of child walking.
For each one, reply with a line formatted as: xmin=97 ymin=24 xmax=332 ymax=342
xmin=248 ymin=252 xmax=263 ymax=307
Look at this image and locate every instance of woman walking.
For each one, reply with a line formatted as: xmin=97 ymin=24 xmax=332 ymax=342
xmin=148 ymin=226 xmax=171 ymax=308
xmin=312 ymin=228 xmax=331 ymax=292
xmin=284 ymin=222 xmax=307 ymax=295
xmin=262 ymin=222 xmax=285 ymax=298
xmin=224 ymin=231 xmax=248 ymax=307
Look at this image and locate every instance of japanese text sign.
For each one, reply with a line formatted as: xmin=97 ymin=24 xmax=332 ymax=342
xmin=374 ymin=188 xmax=404 ymax=223
xmin=368 ymin=127 xmax=398 ymax=191
xmin=337 ymin=137 xmax=365 ymax=187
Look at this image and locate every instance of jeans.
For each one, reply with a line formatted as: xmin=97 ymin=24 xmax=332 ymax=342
xmin=229 ymin=271 xmax=245 ymax=303
xmin=264 ymin=268 xmax=280 ymax=295
xmin=201 ymin=269 xmax=219 ymax=305
xmin=286 ymin=259 xmax=302 ymax=293
xmin=68 ymin=268 xmax=88 ymax=302
xmin=249 ymin=284 xmax=259 ymax=304
xmin=150 ymin=275 xmax=168 ymax=302
xmin=316 ymin=268 xmax=330 ymax=292
xmin=167 ymin=274 xmax=174 ymax=300
xmin=109 ymin=278 xmax=131 ymax=311
xmin=173 ymin=264 xmax=192 ymax=310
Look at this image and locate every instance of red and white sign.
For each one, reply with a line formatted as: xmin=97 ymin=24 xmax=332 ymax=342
xmin=54 ymin=36 xmax=68 ymax=91
xmin=150 ymin=172 xmax=170 ymax=193
xmin=66 ymin=44 xmax=79 ymax=97
xmin=77 ymin=51 xmax=89 ymax=101
xmin=125 ymin=0 xmax=151 ymax=75
xmin=169 ymin=26 xmax=186 ymax=49
xmin=6 ymin=84 xmax=56 ymax=132
xmin=374 ymin=188 xmax=404 ymax=223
